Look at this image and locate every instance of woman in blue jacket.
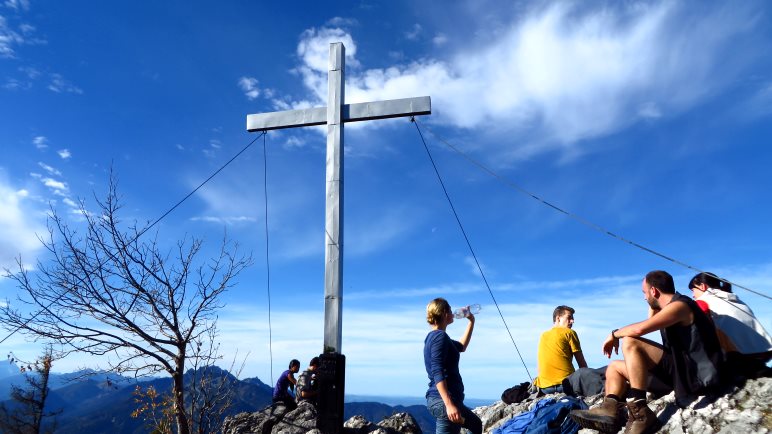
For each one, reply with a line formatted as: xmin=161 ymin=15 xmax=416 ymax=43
xmin=424 ymin=298 xmax=482 ymax=434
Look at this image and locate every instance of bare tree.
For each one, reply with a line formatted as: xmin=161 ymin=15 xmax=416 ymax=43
xmin=0 ymin=348 xmax=59 ymax=434
xmin=0 ymin=178 xmax=251 ymax=434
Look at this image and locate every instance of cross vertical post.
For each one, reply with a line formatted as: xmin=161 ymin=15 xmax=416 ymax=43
xmin=324 ymin=42 xmax=344 ymax=354
xmin=246 ymin=41 xmax=430 ymax=433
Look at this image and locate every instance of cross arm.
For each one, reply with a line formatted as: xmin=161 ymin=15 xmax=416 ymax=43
xmin=246 ymin=96 xmax=431 ymax=132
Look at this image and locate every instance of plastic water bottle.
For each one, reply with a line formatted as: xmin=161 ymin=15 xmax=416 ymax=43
xmin=453 ymin=304 xmax=481 ymax=319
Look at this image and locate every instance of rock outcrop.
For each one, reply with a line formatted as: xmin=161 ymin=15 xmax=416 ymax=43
xmin=477 ymin=377 xmax=772 ymax=434
xmin=222 ymin=401 xmax=422 ymax=434
xmin=222 ymin=377 xmax=771 ymax=434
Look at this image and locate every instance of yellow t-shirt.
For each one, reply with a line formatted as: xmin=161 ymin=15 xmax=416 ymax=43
xmin=534 ymin=327 xmax=582 ymax=388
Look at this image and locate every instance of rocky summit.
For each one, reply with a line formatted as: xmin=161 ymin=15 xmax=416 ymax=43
xmin=478 ymin=377 xmax=771 ymax=434
xmin=223 ymin=377 xmax=771 ymax=433
xmin=222 ymin=400 xmax=422 ymax=434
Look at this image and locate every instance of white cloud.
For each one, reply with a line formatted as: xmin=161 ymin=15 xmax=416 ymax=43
xmin=405 ymin=23 xmax=422 ymax=41
xmin=37 ymin=162 xmax=61 ymax=176
xmin=288 ymin=3 xmax=757 ymax=161
xmin=4 ymin=0 xmax=30 ymax=11
xmin=464 ymin=255 xmax=488 ymax=278
xmin=57 ymin=149 xmax=71 ymax=159
xmin=0 ymin=15 xmax=23 ymax=57
xmin=40 ymin=177 xmax=67 ymax=192
xmin=432 ymin=33 xmax=448 ymax=46
xmin=32 ymin=136 xmax=47 ymax=149
xmin=326 ymin=17 xmax=357 ymax=28
xmin=283 ymin=136 xmax=305 ymax=150
xmin=238 ymin=76 xmax=260 ymax=100
xmin=62 ymin=197 xmax=77 ymax=208
xmin=19 ymin=65 xmax=39 ymax=79
xmin=48 ymin=73 xmax=82 ymax=94
xmin=189 ymin=216 xmax=257 ymax=225
xmin=0 ymin=177 xmax=44 ymax=270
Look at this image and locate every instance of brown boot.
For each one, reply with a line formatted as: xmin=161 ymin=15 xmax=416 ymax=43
xmin=569 ymin=396 xmax=624 ymax=433
xmin=624 ymin=399 xmax=661 ymax=434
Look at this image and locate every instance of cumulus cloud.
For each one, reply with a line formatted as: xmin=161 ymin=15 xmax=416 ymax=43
xmin=286 ymin=3 xmax=757 ymax=161
xmin=57 ymin=149 xmax=71 ymax=159
xmin=238 ymin=76 xmax=260 ymax=100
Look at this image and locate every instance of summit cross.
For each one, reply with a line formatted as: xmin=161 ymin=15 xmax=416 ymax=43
xmin=246 ymin=42 xmax=431 ymax=355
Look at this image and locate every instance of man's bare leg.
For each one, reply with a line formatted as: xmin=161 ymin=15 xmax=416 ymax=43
xmin=622 ymin=337 xmax=664 ymax=391
xmin=571 ymin=337 xmax=664 ymax=433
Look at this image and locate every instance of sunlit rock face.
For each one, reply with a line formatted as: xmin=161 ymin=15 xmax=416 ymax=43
xmin=478 ymin=377 xmax=772 ymax=434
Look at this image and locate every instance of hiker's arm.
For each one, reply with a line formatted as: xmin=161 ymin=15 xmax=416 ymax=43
xmin=603 ymin=301 xmax=691 ymax=357
xmin=437 ymin=380 xmax=461 ymax=423
xmin=574 ymin=351 xmax=588 ymax=368
xmin=458 ymin=313 xmax=475 ymax=351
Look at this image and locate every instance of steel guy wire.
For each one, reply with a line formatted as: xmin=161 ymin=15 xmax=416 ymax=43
xmin=411 ymin=118 xmax=534 ymax=382
xmin=412 ymin=118 xmax=770 ymax=302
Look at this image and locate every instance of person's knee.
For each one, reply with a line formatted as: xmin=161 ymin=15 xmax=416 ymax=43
xmin=622 ymin=336 xmax=643 ymax=353
xmin=607 ymin=360 xmax=625 ymax=375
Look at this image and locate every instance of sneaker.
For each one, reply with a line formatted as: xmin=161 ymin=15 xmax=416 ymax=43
xmin=624 ymin=399 xmax=661 ymax=434
xmin=569 ymin=396 xmax=624 ymax=433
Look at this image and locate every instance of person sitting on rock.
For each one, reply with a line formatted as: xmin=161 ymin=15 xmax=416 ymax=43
xmin=296 ymin=357 xmax=320 ymax=406
xmin=570 ymin=270 xmax=724 ymax=434
xmin=273 ymin=359 xmax=300 ymax=411
xmin=689 ymin=272 xmax=772 ymax=378
xmin=533 ymin=305 xmax=588 ymax=394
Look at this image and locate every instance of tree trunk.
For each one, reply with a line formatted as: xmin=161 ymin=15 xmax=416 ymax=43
xmin=172 ymin=367 xmax=190 ymax=434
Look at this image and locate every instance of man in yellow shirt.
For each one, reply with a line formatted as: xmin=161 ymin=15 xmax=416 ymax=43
xmin=534 ymin=305 xmax=588 ymax=394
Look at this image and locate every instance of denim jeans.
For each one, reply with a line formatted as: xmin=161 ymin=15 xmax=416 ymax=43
xmin=427 ymin=395 xmax=482 ymax=434
xmin=539 ymin=384 xmax=564 ymax=395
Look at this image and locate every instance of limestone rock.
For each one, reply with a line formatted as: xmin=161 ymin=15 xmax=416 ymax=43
xmin=476 ymin=377 xmax=771 ymax=434
xmin=222 ymin=402 xmax=422 ymax=434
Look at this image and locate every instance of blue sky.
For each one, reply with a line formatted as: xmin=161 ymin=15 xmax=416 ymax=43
xmin=1 ymin=0 xmax=771 ymax=400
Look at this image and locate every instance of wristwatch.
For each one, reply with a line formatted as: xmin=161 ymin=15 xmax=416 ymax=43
xmin=611 ymin=329 xmax=619 ymax=339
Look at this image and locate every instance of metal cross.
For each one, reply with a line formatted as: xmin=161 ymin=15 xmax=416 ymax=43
xmin=246 ymin=42 xmax=431 ymax=355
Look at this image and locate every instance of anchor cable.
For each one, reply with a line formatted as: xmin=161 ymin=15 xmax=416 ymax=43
xmin=412 ymin=118 xmax=769 ymax=301
xmin=411 ymin=118 xmax=534 ymax=382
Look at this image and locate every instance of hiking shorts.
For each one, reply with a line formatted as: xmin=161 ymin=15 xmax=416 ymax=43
xmin=647 ymin=349 xmax=675 ymax=398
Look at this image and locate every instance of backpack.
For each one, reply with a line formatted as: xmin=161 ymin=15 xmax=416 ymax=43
xmin=493 ymin=398 xmax=556 ymax=434
xmin=501 ymin=381 xmax=532 ymax=405
xmin=523 ymin=396 xmax=588 ymax=434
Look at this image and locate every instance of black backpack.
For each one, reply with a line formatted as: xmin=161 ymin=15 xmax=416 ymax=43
xmin=501 ymin=381 xmax=532 ymax=404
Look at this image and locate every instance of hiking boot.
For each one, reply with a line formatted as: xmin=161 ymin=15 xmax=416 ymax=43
xmin=624 ymin=399 xmax=661 ymax=434
xmin=569 ymin=396 xmax=624 ymax=433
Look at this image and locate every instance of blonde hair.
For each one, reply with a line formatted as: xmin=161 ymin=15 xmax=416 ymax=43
xmin=426 ymin=298 xmax=451 ymax=325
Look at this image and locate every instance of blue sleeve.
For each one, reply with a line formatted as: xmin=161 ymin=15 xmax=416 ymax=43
xmin=428 ymin=332 xmax=447 ymax=385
